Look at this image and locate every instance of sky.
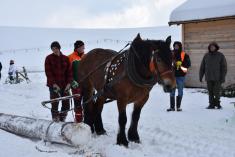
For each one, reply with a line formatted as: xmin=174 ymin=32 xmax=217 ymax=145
xmin=0 ymin=0 xmax=186 ymax=28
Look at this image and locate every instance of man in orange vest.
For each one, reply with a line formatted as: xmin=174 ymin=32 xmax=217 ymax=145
xmin=68 ymin=40 xmax=85 ymax=122
xmin=167 ymin=41 xmax=191 ymax=112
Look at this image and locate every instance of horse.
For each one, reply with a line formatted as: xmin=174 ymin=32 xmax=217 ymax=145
xmin=77 ymin=34 xmax=176 ymax=147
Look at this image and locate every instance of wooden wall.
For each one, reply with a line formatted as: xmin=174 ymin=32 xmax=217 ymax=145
xmin=183 ymin=19 xmax=235 ymax=87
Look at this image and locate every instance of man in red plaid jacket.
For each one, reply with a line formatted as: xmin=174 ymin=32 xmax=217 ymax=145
xmin=45 ymin=41 xmax=73 ymax=122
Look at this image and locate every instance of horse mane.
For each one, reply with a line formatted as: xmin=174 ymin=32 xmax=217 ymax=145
xmin=147 ymin=40 xmax=172 ymax=67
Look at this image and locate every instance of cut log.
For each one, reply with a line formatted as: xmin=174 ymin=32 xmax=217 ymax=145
xmin=0 ymin=113 xmax=91 ymax=147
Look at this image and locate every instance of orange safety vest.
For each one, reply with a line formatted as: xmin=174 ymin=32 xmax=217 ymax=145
xmin=180 ymin=51 xmax=187 ymax=73
xmin=180 ymin=51 xmax=185 ymax=62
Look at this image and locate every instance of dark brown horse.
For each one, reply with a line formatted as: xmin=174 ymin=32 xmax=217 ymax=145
xmin=77 ymin=34 xmax=176 ymax=147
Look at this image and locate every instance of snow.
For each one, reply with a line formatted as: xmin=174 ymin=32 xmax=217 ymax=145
xmin=169 ymin=0 xmax=235 ymax=24
xmin=0 ymin=26 xmax=235 ymax=157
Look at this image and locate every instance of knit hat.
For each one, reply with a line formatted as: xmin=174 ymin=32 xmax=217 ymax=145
xmin=173 ymin=41 xmax=182 ymax=52
xmin=208 ymin=42 xmax=219 ymax=51
xmin=10 ymin=60 xmax=14 ymax=64
xmin=50 ymin=41 xmax=61 ymax=50
xmin=74 ymin=40 xmax=84 ymax=49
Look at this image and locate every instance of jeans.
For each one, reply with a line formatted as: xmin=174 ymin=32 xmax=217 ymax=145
xmin=170 ymin=76 xmax=185 ymax=97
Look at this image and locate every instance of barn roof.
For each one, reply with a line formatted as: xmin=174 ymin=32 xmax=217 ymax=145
xmin=169 ymin=0 xmax=235 ymax=25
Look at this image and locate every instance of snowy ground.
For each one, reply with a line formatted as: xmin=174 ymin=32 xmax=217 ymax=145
xmin=1 ymin=70 xmax=235 ymax=157
xmin=0 ymin=27 xmax=235 ymax=157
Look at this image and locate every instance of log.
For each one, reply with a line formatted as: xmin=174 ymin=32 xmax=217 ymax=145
xmin=0 ymin=113 xmax=91 ymax=147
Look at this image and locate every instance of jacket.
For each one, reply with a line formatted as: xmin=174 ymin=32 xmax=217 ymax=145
xmin=173 ymin=51 xmax=191 ymax=77
xmin=45 ymin=52 xmax=72 ymax=88
xmin=199 ymin=51 xmax=227 ymax=82
xmin=68 ymin=51 xmax=84 ymax=81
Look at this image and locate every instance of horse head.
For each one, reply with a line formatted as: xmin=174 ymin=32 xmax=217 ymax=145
xmin=148 ymin=36 xmax=176 ymax=92
xmin=130 ymin=34 xmax=176 ymax=92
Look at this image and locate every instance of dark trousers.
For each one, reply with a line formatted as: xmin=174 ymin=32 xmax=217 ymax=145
xmin=49 ymin=88 xmax=70 ymax=113
xmin=207 ymin=81 xmax=221 ymax=105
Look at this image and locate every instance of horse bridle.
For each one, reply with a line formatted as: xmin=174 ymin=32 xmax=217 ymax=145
xmin=150 ymin=49 xmax=173 ymax=79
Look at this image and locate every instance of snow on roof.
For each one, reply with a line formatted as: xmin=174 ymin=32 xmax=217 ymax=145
xmin=169 ymin=0 xmax=235 ymax=25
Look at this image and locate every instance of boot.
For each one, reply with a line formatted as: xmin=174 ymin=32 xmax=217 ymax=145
xmin=60 ymin=112 xmax=67 ymax=122
xmin=176 ymin=96 xmax=182 ymax=111
xmin=215 ymin=100 xmax=222 ymax=109
xmin=167 ymin=96 xmax=175 ymax=112
xmin=74 ymin=106 xmax=83 ymax=123
xmin=51 ymin=111 xmax=60 ymax=122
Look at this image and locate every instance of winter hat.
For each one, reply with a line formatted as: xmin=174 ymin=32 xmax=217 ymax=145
xmin=10 ymin=60 xmax=14 ymax=64
xmin=208 ymin=42 xmax=219 ymax=51
xmin=50 ymin=41 xmax=61 ymax=50
xmin=173 ymin=41 xmax=182 ymax=52
xmin=173 ymin=41 xmax=182 ymax=49
xmin=74 ymin=40 xmax=84 ymax=49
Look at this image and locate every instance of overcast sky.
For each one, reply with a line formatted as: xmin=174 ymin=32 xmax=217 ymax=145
xmin=0 ymin=0 xmax=186 ymax=28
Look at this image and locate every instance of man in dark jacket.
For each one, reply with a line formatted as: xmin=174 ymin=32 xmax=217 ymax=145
xmin=199 ymin=42 xmax=227 ymax=109
xmin=45 ymin=41 xmax=73 ymax=122
xmin=167 ymin=41 xmax=191 ymax=111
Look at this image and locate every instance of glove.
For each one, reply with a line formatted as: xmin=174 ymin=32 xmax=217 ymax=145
xmin=64 ymin=83 xmax=71 ymax=93
xmin=71 ymin=80 xmax=79 ymax=89
xmin=53 ymin=84 xmax=60 ymax=94
xmin=176 ymin=61 xmax=182 ymax=70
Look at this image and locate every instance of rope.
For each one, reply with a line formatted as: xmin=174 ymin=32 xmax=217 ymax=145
xmin=42 ymin=43 xmax=130 ymax=113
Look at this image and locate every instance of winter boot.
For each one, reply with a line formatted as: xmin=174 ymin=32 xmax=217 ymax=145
xmin=59 ymin=112 xmax=68 ymax=122
xmin=51 ymin=111 xmax=60 ymax=122
xmin=215 ymin=100 xmax=222 ymax=109
xmin=176 ymin=96 xmax=182 ymax=111
xmin=74 ymin=106 xmax=83 ymax=123
xmin=167 ymin=96 xmax=175 ymax=112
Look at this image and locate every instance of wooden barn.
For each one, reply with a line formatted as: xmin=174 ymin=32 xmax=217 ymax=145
xmin=169 ymin=0 xmax=235 ymax=88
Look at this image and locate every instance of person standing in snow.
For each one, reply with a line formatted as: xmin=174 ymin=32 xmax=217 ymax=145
xmin=68 ymin=40 xmax=85 ymax=123
xmin=167 ymin=41 xmax=191 ymax=112
xmin=8 ymin=60 xmax=17 ymax=81
xmin=199 ymin=42 xmax=227 ymax=109
xmin=0 ymin=61 xmax=2 ymax=80
xmin=45 ymin=41 xmax=73 ymax=122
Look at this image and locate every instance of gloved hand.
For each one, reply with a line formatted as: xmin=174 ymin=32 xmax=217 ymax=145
xmin=71 ymin=80 xmax=79 ymax=89
xmin=53 ymin=84 xmax=60 ymax=94
xmin=64 ymin=83 xmax=71 ymax=93
xmin=176 ymin=61 xmax=182 ymax=70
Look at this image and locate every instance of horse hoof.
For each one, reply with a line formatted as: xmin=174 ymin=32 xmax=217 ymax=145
xmin=96 ymin=129 xmax=107 ymax=135
xmin=117 ymin=134 xmax=129 ymax=147
xmin=128 ymin=131 xmax=140 ymax=143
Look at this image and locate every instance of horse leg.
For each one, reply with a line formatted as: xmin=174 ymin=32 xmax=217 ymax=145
xmin=82 ymin=81 xmax=95 ymax=133
xmin=117 ymin=101 xmax=128 ymax=147
xmin=94 ymin=96 xmax=106 ymax=135
xmin=128 ymin=94 xmax=149 ymax=143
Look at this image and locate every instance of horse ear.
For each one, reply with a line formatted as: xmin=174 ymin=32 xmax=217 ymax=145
xmin=134 ymin=33 xmax=142 ymax=42
xmin=165 ymin=36 xmax=171 ymax=47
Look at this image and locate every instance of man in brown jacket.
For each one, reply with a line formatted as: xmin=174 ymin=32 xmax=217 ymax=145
xmin=199 ymin=42 xmax=227 ymax=109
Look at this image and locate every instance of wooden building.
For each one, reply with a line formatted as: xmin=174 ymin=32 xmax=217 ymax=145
xmin=169 ymin=0 xmax=235 ymax=88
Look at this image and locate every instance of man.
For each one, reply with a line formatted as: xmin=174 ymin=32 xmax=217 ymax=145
xmin=167 ymin=41 xmax=191 ymax=112
xmin=68 ymin=40 xmax=85 ymax=123
xmin=199 ymin=42 xmax=227 ymax=109
xmin=45 ymin=41 xmax=73 ymax=122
